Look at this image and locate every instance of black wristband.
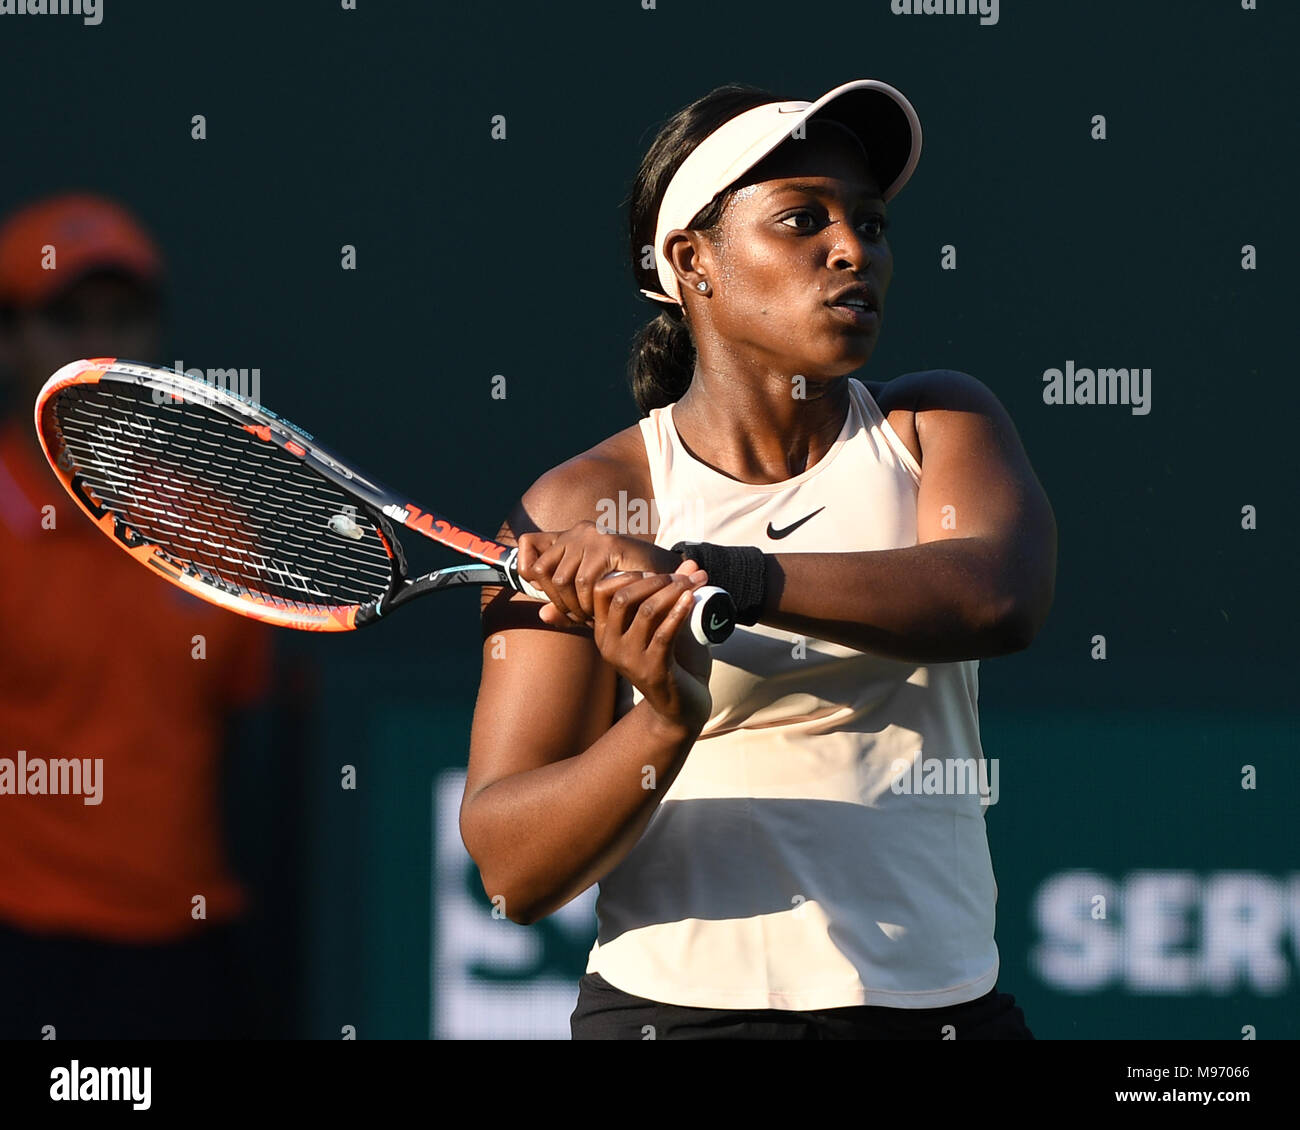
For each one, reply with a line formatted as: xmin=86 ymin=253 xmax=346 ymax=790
xmin=671 ymin=541 xmax=768 ymax=626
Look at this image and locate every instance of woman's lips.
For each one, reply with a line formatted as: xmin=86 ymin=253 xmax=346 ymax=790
xmin=825 ymin=302 xmax=879 ymax=329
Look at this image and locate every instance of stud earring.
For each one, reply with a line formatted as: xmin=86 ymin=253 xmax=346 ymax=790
xmin=697 ymin=280 xmax=709 ymax=292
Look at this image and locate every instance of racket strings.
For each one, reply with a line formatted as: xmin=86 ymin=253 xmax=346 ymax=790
xmin=51 ymin=383 xmax=395 ymax=610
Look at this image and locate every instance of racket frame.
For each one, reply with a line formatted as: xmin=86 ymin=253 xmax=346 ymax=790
xmin=35 ymin=357 xmax=538 ymax=631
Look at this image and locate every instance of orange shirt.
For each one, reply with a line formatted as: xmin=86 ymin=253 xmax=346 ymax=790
xmin=0 ymin=420 xmax=272 ymax=942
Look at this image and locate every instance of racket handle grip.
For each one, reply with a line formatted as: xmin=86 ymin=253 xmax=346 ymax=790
xmin=504 ymin=552 xmax=736 ymax=645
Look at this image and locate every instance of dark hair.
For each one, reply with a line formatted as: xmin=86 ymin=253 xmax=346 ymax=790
xmin=625 ymin=83 xmax=793 ymax=417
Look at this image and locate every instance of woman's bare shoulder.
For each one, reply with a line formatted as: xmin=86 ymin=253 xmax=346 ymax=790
xmin=515 ymin=422 xmax=650 ymax=535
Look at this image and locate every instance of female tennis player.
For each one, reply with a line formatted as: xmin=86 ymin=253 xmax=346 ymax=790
xmin=463 ymin=78 xmax=1056 ymax=1040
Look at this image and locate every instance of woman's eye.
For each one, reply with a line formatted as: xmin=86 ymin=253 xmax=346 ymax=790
xmin=779 ymin=211 xmax=891 ymax=237
xmin=780 ymin=210 xmax=819 ymax=231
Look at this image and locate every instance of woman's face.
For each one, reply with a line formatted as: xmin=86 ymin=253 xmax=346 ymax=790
xmin=682 ymin=123 xmax=893 ymax=379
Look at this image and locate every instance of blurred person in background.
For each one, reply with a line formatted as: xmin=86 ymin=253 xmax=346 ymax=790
xmin=0 ymin=192 xmax=273 ymax=1038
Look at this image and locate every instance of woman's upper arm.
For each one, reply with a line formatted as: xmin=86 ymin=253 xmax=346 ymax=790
xmin=462 ymin=459 xmax=623 ymax=821
xmin=904 ymin=368 xmax=1058 ymax=638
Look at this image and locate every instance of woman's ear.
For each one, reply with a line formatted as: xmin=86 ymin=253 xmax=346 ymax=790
xmin=661 ymin=229 xmax=712 ymax=299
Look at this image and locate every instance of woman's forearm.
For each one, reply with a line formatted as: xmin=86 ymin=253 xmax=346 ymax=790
xmin=762 ymin=537 xmax=1038 ymax=662
xmin=461 ymin=701 xmax=699 ymax=925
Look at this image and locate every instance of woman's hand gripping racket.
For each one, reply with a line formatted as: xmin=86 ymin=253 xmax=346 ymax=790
xmin=33 ymin=358 xmax=737 ymax=644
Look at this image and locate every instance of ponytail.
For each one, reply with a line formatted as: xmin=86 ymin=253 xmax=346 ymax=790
xmin=627 ymin=305 xmax=696 ymax=417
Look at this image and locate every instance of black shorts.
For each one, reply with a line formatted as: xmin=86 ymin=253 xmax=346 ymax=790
xmin=570 ymin=972 xmax=1035 ymax=1040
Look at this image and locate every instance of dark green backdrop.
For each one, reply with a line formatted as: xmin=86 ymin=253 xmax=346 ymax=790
xmin=2 ymin=0 xmax=1294 ymax=1039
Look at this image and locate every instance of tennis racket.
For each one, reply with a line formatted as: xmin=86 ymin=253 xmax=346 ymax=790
xmin=33 ymin=358 xmax=737 ymax=644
